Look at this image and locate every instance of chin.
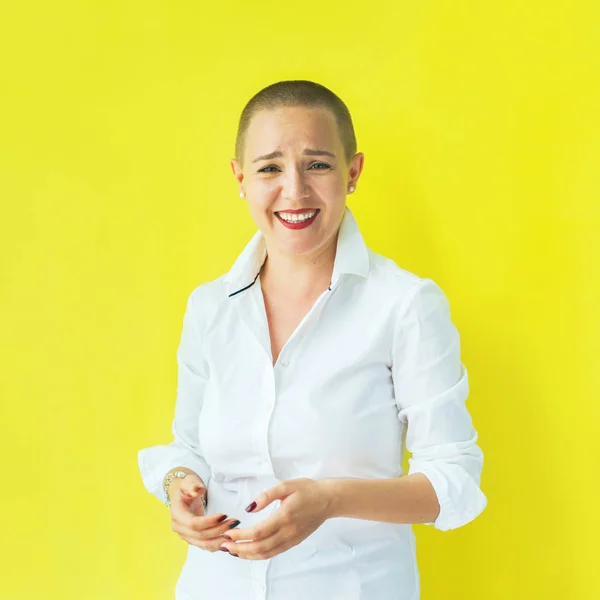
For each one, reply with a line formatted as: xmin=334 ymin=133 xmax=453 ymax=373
xmin=277 ymin=239 xmax=325 ymax=257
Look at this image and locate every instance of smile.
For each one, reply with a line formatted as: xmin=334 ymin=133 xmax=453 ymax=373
xmin=275 ymin=209 xmax=320 ymax=230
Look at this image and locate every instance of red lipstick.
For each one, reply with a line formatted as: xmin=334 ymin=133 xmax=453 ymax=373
xmin=275 ymin=209 xmax=320 ymax=230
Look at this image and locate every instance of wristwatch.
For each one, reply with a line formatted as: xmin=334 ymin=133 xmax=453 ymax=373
xmin=163 ymin=470 xmax=207 ymax=508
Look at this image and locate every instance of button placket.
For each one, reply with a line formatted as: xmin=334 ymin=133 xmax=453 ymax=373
xmin=251 ymin=560 xmax=269 ymax=600
xmin=261 ymin=394 xmax=272 ymax=465
xmin=257 ymin=359 xmax=277 ymax=471
xmin=269 ymin=283 xmax=333 ymax=371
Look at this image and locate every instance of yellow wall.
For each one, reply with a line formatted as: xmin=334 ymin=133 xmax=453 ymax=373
xmin=1 ymin=1 xmax=598 ymax=598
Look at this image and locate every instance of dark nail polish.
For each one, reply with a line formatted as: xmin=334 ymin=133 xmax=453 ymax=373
xmin=217 ymin=514 xmax=228 ymax=523
xmin=219 ymin=546 xmax=229 ymax=552
xmin=221 ymin=534 xmax=232 ymax=540
xmin=245 ymin=501 xmax=257 ymax=512
xmin=230 ymin=552 xmax=239 ymax=557
xmin=229 ymin=520 xmax=241 ymax=529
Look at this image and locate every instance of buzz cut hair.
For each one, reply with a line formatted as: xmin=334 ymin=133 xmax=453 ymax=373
xmin=235 ymin=79 xmax=357 ymax=167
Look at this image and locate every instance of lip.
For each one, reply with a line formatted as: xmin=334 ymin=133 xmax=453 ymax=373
xmin=275 ymin=208 xmax=319 ymax=214
xmin=275 ymin=209 xmax=320 ymax=230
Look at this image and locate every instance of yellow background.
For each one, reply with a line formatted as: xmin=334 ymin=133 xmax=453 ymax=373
xmin=1 ymin=1 xmax=598 ymax=598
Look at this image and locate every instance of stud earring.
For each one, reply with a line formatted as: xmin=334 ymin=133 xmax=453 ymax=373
xmin=240 ymin=191 xmax=245 ymax=198
xmin=349 ymin=186 xmax=355 ymax=193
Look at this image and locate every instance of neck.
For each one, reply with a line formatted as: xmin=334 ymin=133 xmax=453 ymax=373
xmin=260 ymin=233 xmax=339 ymax=300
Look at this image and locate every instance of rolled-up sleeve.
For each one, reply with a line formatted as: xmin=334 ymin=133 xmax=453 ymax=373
xmin=137 ymin=288 xmax=212 ymax=505
xmin=391 ymin=277 xmax=487 ymax=531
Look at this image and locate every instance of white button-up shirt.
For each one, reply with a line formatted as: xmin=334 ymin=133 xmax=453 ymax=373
xmin=138 ymin=206 xmax=487 ymax=600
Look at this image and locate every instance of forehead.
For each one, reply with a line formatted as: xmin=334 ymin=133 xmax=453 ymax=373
xmin=246 ymin=106 xmax=340 ymax=150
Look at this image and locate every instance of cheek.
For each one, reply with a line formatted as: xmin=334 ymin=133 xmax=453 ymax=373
xmin=253 ymin=177 xmax=277 ymax=191
xmin=317 ymin=177 xmax=345 ymax=198
xmin=247 ymin=199 xmax=277 ymax=225
xmin=248 ymin=184 xmax=279 ymax=209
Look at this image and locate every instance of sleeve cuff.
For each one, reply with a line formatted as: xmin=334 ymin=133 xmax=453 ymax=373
xmin=408 ymin=461 xmax=488 ymax=531
xmin=138 ymin=446 xmax=212 ymax=506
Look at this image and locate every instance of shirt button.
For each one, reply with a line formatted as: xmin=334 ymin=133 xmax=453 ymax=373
xmin=280 ymin=359 xmax=289 ymax=366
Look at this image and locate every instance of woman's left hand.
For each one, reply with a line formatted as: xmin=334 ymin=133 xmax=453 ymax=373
xmin=218 ymin=477 xmax=333 ymax=560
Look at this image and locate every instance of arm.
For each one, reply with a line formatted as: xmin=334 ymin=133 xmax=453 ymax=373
xmin=392 ymin=277 xmax=487 ymax=531
xmin=323 ymin=279 xmax=487 ymax=531
xmin=137 ymin=288 xmax=212 ymax=506
xmin=321 ymin=473 xmax=440 ymax=524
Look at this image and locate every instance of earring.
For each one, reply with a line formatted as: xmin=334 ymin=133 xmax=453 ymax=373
xmin=349 ymin=186 xmax=355 ymax=193
xmin=240 ymin=191 xmax=245 ymax=198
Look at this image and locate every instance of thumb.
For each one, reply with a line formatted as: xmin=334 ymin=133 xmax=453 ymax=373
xmin=180 ymin=475 xmax=206 ymax=497
xmin=245 ymin=481 xmax=288 ymax=513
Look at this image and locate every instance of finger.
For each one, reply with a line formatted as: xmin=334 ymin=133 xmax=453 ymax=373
xmin=175 ymin=532 xmax=208 ymax=550
xmin=173 ymin=508 xmax=229 ymax=533
xmin=223 ymin=510 xmax=289 ymax=542
xmin=220 ymin=526 xmax=282 ymax=557
xmin=176 ymin=532 xmax=222 ymax=553
xmin=174 ymin=515 xmax=239 ymax=542
xmin=219 ymin=518 xmax=278 ymax=543
xmin=173 ymin=493 xmax=225 ymax=530
xmin=172 ymin=514 xmax=227 ymax=537
xmin=171 ymin=486 xmax=203 ymax=518
xmin=180 ymin=477 xmax=206 ymax=498
xmin=224 ymin=533 xmax=291 ymax=561
xmin=244 ymin=480 xmax=291 ymax=515
xmin=173 ymin=517 xmax=241 ymax=545
xmin=192 ymin=517 xmax=241 ymax=540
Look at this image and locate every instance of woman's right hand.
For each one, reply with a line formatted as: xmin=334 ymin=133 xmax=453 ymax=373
xmin=168 ymin=474 xmax=241 ymax=552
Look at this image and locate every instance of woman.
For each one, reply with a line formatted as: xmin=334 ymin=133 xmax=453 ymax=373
xmin=138 ymin=79 xmax=487 ymax=600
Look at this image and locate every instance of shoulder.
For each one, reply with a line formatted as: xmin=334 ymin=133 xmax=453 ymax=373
xmin=185 ymin=274 xmax=229 ymax=327
xmin=366 ymin=247 xmax=422 ymax=295
xmin=365 ymin=248 xmax=449 ymax=316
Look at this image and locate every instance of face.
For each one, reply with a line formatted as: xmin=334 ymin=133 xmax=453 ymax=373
xmin=230 ymin=105 xmax=364 ymax=261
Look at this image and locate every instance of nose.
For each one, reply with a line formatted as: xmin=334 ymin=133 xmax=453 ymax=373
xmin=281 ymin=166 xmax=309 ymax=202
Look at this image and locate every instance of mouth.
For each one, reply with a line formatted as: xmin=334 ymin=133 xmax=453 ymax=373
xmin=275 ymin=209 xmax=320 ymax=230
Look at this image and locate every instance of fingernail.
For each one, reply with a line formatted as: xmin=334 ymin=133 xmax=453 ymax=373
xmin=245 ymin=501 xmax=257 ymax=512
xmin=217 ymin=515 xmax=228 ymax=523
xmin=229 ymin=520 xmax=241 ymax=529
xmin=231 ymin=553 xmax=239 ymax=557
xmin=219 ymin=546 xmax=229 ymax=552
xmin=221 ymin=534 xmax=232 ymax=540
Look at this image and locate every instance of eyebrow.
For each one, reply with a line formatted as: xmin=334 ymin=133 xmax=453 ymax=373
xmin=251 ymin=149 xmax=336 ymax=163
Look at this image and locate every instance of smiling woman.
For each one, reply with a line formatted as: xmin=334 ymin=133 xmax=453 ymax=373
xmin=137 ymin=79 xmax=487 ymax=600
xmin=230 ymin=88 xmax=364 ymax=274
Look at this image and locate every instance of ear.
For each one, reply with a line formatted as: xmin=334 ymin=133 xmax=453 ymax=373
xmin=230 ymin=158 xmax=244 ymax=183
xmin=348 ymin=152 xmax=365 ymax=186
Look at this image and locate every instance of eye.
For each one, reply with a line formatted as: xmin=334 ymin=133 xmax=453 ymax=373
xmin=257 ymin=162 xmax=331 ymax=173
xmin=257 ymin=165 xmax=280 ymax=173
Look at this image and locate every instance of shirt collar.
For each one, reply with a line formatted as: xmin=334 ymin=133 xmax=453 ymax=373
xmin=224 ymin=205 xmax=370 ymax=298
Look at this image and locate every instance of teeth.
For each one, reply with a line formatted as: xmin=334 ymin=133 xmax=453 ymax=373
xmin=278 ymin=211 xmax=317 ymax=223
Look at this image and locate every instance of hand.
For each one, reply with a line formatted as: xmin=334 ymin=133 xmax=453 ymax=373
xmin=169 ymin=475 xmax=241 ymax=552
xmin=218 ymin=477 xmax=332 ymax=560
